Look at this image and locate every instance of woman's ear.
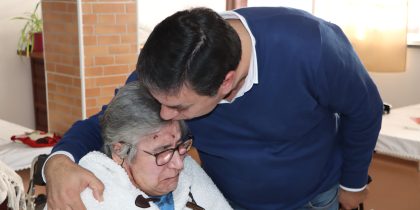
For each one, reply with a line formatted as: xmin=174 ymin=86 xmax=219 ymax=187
xmin=111 ymin=142 xmax=124 ymax=164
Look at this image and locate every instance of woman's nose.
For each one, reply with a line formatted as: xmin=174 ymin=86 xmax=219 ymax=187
xmin=168 ymin=151 xmax=184 ymax=170
xmin=160 ymin=105 xmax=179 ymax=120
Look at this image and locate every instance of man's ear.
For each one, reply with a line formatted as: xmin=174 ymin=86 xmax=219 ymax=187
xmin=219 ymin=70 xmax=236 ymax=95
xmin=111 ymin=143 xmax=124 ymax=163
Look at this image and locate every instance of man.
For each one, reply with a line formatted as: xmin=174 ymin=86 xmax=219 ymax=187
xmin=45 ymin=7 xmax=383 ymax=210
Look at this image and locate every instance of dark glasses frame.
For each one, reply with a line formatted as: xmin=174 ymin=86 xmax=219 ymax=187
xmin=143 ymin=134 xmax=194 ymax=166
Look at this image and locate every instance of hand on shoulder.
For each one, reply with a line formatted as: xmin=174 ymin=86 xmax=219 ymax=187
xmin=44 ymin=154 xmax=104 ymax=210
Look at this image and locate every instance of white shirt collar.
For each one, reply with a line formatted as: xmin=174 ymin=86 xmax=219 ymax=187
xmin=219 ymin=11 xmax=259 ymax=104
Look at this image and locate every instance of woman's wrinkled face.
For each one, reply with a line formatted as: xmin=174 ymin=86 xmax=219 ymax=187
xmin=125 ymin=121 xmax=185 ymax=196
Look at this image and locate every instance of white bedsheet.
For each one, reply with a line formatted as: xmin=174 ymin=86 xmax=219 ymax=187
xmin=0 ymin=119 xmax=52 ymax=171
xmin=375 ymin=104 xmax=420 ymax=162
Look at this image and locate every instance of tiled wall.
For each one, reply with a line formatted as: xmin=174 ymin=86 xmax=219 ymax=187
xmin=42 ymin=0 xmax=138 ymax=134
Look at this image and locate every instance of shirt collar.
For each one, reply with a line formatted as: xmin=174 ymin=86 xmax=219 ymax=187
xmin=151 ymin=192 xmax=174 ymax=210
xmin=219 ymin=10 xmax=259 ymax=104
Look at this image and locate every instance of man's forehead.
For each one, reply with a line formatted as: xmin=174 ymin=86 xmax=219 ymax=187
xmin=151 ymin=90 xmax=188 ymax=106
xmin=156 ymin=96 xmax=184 ymax=108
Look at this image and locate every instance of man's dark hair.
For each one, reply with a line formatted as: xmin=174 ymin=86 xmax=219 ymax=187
xmin=137 ymin=7 xmax=241 ymax=96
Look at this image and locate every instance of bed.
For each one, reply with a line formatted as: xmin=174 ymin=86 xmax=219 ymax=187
xmin=375 ymin=104 xmax=420 ymax=171
xmin=0 ymin=119 xmax=52 ymax=171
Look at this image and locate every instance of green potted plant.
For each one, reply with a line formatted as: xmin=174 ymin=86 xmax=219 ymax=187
xmin=13 ymin=2 xmax=43 ymax=57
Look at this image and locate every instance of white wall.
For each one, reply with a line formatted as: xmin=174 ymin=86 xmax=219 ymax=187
xmin=137 ymin=0 xmax=225 ymax=46
xmin=370 ymin=47 xmax=420 ymax=108
xmin=0 ymin=0 xmax=39 ymax=129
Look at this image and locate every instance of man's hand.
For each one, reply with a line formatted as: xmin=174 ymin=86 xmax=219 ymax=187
xmin=339 ymin=188 xmax=368 ymax=210
xmin=45 ymin=154 xmax=104 ymax=210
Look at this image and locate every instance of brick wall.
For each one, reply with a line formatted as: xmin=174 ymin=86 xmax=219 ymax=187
xmin=42 ymin=0 xmax=138 ymax=134
xmin=83 ymin=0 xmax=138 ymax=117
xmin=43 ymin=0 xmax=82 ymax=134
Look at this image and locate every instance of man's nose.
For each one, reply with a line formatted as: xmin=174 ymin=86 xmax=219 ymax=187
xmin=160 ymin=105 xmax=179 ymax=120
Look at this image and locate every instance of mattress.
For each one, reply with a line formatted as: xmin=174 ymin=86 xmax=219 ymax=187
xmin=375 ymin=104 xmax=420 ymax=163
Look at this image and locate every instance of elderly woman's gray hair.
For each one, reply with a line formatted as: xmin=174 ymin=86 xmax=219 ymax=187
xmin=100 ymin=81 xmax=188 ymax=162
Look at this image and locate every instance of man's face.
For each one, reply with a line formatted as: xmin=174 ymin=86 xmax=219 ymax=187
xmin=151 ymin=86 xmax=224 ymax=120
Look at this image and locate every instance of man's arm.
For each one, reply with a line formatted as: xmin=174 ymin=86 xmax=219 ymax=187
xmin=316 ymin=23 xmax=382 ymax=209
xmin=44 ymin=71 xmax=139 ymax=210
xmin=50 ymin=70 xmax=139 ymax=162
xmin=51 ymin=112 xmax=104 ymax=162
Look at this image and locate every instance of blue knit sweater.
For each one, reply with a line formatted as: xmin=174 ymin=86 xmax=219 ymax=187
xmin=52 ymin=7 xmax=383 ymax=210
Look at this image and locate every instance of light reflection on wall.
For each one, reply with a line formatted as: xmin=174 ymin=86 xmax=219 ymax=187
xmin=137 ymin=0 xmax=225 ymax=47
xmin=314 ymin=0 xmax=408 ymax=72
xmin=247 ymin=0 xmax=313 ymax=13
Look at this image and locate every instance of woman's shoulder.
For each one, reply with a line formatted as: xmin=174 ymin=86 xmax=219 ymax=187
xmin=180 ymin=156 xmax=234 ymax=210
xmin=79 ymin=151 xmax=112 ymax=167
xmin=79 ymin=151 xmax=135 ymax=191
xmin=182 ymin=155 xmax=202 ymax=177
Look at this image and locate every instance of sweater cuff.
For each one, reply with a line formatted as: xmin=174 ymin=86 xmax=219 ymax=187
xmin=340 ymin=171 xmax=369 ymax=189
xmin=42 ymin=151 xmax=75 ymax=183
xmin=339 ymin=184 xmax=366 ymax=192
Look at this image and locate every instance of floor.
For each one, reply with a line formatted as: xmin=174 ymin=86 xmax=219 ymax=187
xmin=17 ymin=168 xmax=46 ymax=199
xmin=364 ymin=153 xmax=420 ymax=210
xmin=15 ymin=153 xmax=420 ymax=210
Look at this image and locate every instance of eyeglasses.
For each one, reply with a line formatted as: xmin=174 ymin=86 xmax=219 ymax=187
xmin=143 ymin=135 xmax=193 ymax=166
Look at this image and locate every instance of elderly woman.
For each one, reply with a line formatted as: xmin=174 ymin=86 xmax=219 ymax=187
xmin=78 ymin=82 xmax=232 ymax=210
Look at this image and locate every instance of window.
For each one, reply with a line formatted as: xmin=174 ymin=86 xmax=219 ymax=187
xmin=407 ymin=0 xmax=420 ymax=45
xmin=246 ymin=0 xmax=420 ymax=46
